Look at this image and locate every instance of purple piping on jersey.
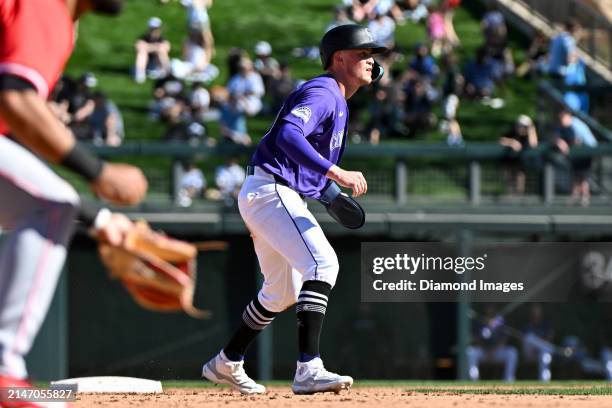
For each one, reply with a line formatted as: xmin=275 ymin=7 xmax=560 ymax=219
xmin=274 ymin=183 xmax=318 ymax=280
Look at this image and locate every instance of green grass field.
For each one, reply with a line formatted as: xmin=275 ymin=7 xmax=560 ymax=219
xmin=62 ymin=0 xmax=539 ymax=198
xmin=161 ymin=380 xmax=612 ymax=395
xmin=67 ymin=0 xmax=536 ymax=144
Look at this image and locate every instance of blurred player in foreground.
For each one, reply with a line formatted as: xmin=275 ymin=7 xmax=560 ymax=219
xmin=201 ymin=24 xmax=386 ymax=395
xmin=0 ymin=0 xmax=147 ymax=404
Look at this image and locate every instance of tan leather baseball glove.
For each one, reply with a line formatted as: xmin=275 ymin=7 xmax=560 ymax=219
xmin=98 ymin=221 xmax=211 ymax=318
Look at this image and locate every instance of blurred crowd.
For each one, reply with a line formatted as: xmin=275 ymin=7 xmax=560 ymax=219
xmin=45 ymin=0 xmax=604 ymax=206
xmin=50 ymin=73 xmax=124 ymax=146
xmin=468 ymin=304 xmax=612 ymax=382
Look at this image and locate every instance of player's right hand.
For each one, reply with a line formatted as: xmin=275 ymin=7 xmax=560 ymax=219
xmin=91 ymin=163 xmax=148 ymax=205
xmin=326 ymin=165 xmax=367 ymax=197
xmin=94 ymin=212 xmax=134 ymax=246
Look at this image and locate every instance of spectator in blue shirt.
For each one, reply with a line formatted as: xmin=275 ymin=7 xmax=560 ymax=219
xmin=548 ymin=20 xmax=581 ymax=79
xmin=464 ymin=47 xmax=495 ymax=99
xmin=563 ymin=51 xmax=589 ymax=113
xmin=555 ymin=109 xmax=597 ymax=206
xmin=409 ymin=43 xmax=439 ymax=81
xmin=220 ymin=92 xmax=251 ymax=146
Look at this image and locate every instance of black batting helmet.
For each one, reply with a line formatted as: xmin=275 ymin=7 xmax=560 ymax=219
xmin=319 ymin=24 xmax=388 ymax=82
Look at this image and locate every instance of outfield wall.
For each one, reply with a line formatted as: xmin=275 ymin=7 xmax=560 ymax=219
xmin=24 ymin=205 xmax=612 ymax=382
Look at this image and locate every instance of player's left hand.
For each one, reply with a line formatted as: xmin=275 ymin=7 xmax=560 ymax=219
xmin=326 ymin=165 xmax=368 ymax=197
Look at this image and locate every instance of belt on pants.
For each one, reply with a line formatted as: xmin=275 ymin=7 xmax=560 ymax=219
xmin=246 ymin=165 xmax=304 ymax=199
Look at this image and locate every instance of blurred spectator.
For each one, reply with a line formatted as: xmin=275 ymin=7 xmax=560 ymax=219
xmin=599 ymin=307 xmax=612 ymax=381
xmin=49 ymin=74 xmax=124 ymax=145
xmin=464 ymin=47 xmax=496 ymax=99
xmin=215 ymin=157 xmax=246 ymax=203
xmin=403 ymin=78 xmax=437 ymax=136
xmin=134 ymin=17 xmax=171 ymax=83
xmin=408 ymin=43 xmax=439 ymax=81
xmin=481 ymin=4 xmax=514 ymax=82
xmin=226 ymin=57 xmax=265 ymax=116
xmin=499 ymin=115 xmax=539 ymax=195
xmin=177 ymin=161 xmax=206 ymax=207
xmin=227 ymin=47 xmax=249 ymax=77
xmin=373 ymin=0 xmax=401 ymax=19
xmin=554 ymin=109 xmax=597 ymax=206
xmin=181 ymin=0 xmax=215 ymax=71
xmin=190 ymin=82 xmax=212 ymax=122
xmin=485 ymin=35 xmax=515 ymax=81
xmin=481 ymin=2 xmax=507 ymax=48
xmin=444 ymin=119 xmax=464 ymax=147
xmin=440 ymin=52 xmax=463 ymax=120
xmin=522 ymin=304 xmax=554 ymax=382
xmin=366 ymin=67 xmax=407 ymax=144
xmin=269 ymin=61 xmax=297 ymax=112
xmin=181 ymin=0 xmax=213 ymax=32
xmin=548 ymin=19 xmax=581 ymax=79
xmin=253 ymin=41 xmax=281 ymax=93
xmin=516 ymin=31 xmax=549 ymax=78
xmin=563 ymin=50 xmax=589 ymax=113
xmin=162 ymin=97 xmax=211 ymax=146
xmin=368 ymin=11 xmax=396 ymax=49
xmin=349 ymin=0 xmax=379 ymax=22
xmin=170 ymin=29 xmax=219 ymax=83
xmin=325 ymin=5 xmax=354 ymax=33
xmin=467 ymin=304 xmax=518 ymax=381
xmin=219 ymin=92 xmax=251 ymax=146
xmin=427 ymin=4 xmax=447 ymax=57
xmin=441 ymin=0 xmax=461 ymax=47
xmin=399 ymin=0 xmax=429 ymax=23
xmin=150 ymin=75 xmax=187 ymax=121
xmin=68 ymin=73 xmax=98 ymax=140
xmin=89 ymin=91 xmax=124 ymax=146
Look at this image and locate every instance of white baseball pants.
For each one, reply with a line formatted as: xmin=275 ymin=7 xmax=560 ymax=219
xmin=0 ymin=137 xmax=79 ymax=379
xmin=467 ymin=345 xmax=518 ymax=381
xmin=237 ymin=167 xmax=339 ymax=313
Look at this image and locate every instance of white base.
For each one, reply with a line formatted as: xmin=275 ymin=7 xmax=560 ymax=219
xmin=50 ymin=376 xmax=163 ymax=393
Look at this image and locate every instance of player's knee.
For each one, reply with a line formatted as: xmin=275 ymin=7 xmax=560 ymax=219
xmin=257 ymin=291 xmax=289 ymax=314
xmin=316 ymin=252 xmax=339 ymax=288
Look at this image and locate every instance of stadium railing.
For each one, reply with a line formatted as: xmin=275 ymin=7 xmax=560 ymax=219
xmin=82 ymin=141 xmax=612 ymax=207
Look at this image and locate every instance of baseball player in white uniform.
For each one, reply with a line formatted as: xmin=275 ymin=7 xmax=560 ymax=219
xmin=201 ymin=24 xmax=386 ymax=394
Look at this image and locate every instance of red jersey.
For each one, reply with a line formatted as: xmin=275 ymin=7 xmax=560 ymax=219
xmin=0 ymin=0 xmax=74 ymax=134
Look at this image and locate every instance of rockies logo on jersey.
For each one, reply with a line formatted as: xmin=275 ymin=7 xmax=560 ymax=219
xmin=291 ymin=106 xmax=312 ymax=123
xmin=330 ymin=129 xmax=344 ymax=150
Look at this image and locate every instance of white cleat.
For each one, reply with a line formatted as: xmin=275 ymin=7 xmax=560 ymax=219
xmin=201 ymin=350 xmax=266 ymax=394
xmin=291 ymin=357 xmax=353 ymax=395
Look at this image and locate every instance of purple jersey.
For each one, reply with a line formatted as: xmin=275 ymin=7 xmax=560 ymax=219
xmin=251 ymin=74 xmax=348 ymax=199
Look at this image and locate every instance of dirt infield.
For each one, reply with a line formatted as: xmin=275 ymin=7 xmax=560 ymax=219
xmin=74 ymin=386 xmax=612 ymax=407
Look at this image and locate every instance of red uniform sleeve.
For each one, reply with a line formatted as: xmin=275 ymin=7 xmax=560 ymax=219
xmin=0 ymin=0 xmax=74 ymax=134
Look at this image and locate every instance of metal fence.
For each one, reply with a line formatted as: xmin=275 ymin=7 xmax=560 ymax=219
xmin=519 ymin=0 xmax=612 ymax=69
xmin=80 ymin=141 xmax=612 ymax=207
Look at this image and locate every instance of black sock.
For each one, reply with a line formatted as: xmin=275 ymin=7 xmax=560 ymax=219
xmin=223 ymin=297 xmax=277 ymax=361
xmin=296 ymin=280 xmax=332 ymax=362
